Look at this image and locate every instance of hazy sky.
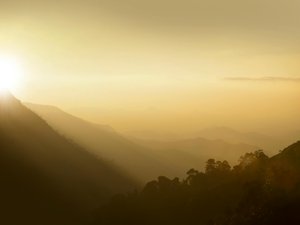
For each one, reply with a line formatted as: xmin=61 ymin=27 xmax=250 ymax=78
xmin=1 ymin=0 xmax=300 ymax=135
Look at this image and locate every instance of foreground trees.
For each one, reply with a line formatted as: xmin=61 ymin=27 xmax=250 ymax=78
xmin=92 ymin=142 xmax=300 ymax=225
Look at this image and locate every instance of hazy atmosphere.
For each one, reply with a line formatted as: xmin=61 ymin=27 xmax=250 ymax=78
xmin=1 ymin=0 xmax=300 ymax=135
xmin=1 ymin=1 xmax=300 ymax=225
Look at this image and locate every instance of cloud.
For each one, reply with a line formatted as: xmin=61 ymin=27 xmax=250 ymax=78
xmin=224 ymin=76 xmax=300 ymax=82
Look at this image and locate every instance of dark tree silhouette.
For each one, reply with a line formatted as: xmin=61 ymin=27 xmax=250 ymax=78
xmin=92 ymin=141 xmax=300 ymax=225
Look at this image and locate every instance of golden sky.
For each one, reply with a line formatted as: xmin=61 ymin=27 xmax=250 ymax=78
xmin=1 ymin=0 xmax=300 ymax=135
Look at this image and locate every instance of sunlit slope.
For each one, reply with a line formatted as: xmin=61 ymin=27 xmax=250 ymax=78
xmin=26 ymin=103 xmax=176 ymax=182
xmin=27 ymin=103 xmax=259 ymax=179
xmin=0 ymin=94 xmax=136 ymax=225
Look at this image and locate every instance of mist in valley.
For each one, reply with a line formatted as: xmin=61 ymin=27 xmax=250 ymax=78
xmin=1 ymin=0 xmax=300 ymax=224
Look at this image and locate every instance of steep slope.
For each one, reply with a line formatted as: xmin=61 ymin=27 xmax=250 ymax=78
xmin=26 ymin=103 xmax=259 ymax=178
xmin=26 ymin=103 xmax=176 ymax=182
xmin=268 ymin=141 xmax=300 ymax=190
xmin=0 ymin=93 xmax=136 ymax=225
xmin=272 ymin=141 xmax=300 ymax=164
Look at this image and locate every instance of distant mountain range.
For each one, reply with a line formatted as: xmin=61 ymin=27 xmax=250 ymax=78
xmin=132 ymin=137 xmax=258 ymax=176
xmin=195 ymin=126 xmax=297 ymax=155
xmin=26 ymin=102 xmax=178 ymax=182
xmin=27 ymin=103 xmax=260 ymax=178
xmin=1 ymin=94 xmax=299 ymax=225
xmin=124 ymin=126 xmax=299 ymax=156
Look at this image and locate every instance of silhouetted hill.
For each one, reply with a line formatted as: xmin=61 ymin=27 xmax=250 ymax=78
xmin=268 ymin=141 xmax=300 ymax=191
xmin=274 ymin=140 xmax=300 ymax=159
xmin=0 ymin=93 xmax=136 ymax=225
xmin=26 ymin=103 xmax=177 ymax=182
xmin=91 ymin=141 xmax=300 ymax=225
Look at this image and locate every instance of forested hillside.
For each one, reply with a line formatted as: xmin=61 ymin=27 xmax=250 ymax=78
xmin=92 ymin=141 xmax=300 ymax=225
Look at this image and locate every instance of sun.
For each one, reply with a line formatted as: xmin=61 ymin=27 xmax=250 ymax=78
xmin=0 ymin=55 xmax=23 ymax=92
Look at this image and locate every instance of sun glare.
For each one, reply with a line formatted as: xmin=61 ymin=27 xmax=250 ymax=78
xmin=0 ymin=55 xmax=23 ymax=93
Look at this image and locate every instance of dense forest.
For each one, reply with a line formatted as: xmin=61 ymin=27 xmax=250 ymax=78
xmin=92 ymin=141 xmax=300 ymax=225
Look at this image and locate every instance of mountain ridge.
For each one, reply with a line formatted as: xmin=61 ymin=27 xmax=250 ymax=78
xmin=0 ymin=93 xmax=136 ymax=224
